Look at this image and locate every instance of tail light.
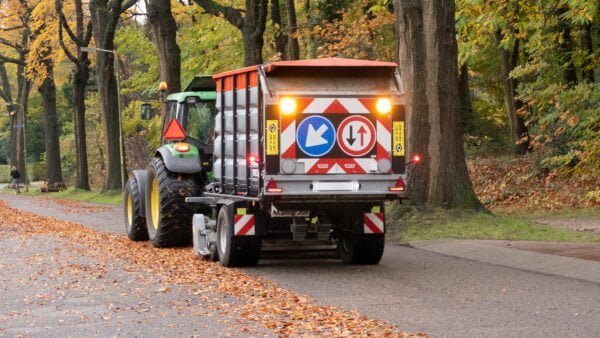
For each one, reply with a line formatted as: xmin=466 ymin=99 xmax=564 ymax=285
xmin=389 ymin=177 xmax=406 ymax=192
xmin=266 ymin=179 xmax=282 ymax=193
xmin=174 ymin=142 xmax=190 ymax=152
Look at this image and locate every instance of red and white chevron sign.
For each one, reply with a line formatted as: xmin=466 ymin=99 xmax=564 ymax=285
xmin=234 ymin=214 xmax=255 ymax=236
xmin=278 ymin=97 xmax=393 ymax=174
xmin=364 ymin=212 xmax=384 ymax=234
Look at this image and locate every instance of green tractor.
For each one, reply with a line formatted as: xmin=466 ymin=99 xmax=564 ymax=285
xmin=123 ymin=76 xmax=216 ymax=247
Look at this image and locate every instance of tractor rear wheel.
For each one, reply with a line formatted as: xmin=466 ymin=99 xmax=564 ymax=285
xmin=216 ymin=206 xmax=261 ymax=267
xmin=146 ymin=157 xmax=197 ymax=248
xmin=124 ymin=177 xmax=148 ymax=241
xmin=337 ymin=234 xmax=385 ymax=265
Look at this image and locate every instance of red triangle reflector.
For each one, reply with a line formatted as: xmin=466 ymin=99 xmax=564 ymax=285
xmin=164 ymin=119 xmax=186 ymax=140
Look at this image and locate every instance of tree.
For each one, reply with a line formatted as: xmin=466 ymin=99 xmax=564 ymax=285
xmin=27 ymin=0 xmax=65 ymax=187
xmin=55 ymin=0 xmax=93 ymax=190
xmin=89 ymin=0 xmax=137 ymax=190
xmin=146 ymin=0 xmax=181 ymax=92
xmin=192 ymin=0 xmax=268 ymax=66
xmin=394 ymin=0 xmax=481 ymax=209
xmin=0 ymin=0 xmax=35 ymax=181
xmin=285 ymin=0 xmax=299 ymax=60
xmin=270 ymin=0 xmax=288 ymax=60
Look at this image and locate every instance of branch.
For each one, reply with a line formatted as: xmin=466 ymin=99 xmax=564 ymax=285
xmin=0 ymin=37 xmax=24 ymax=52
xmin=58 ymin=18 xmax=78 ymax=64
xmin=55 ymin=0 xmax=81 ymax=45
xmin=191 ymin=0 xmax=244 ymax=29
xmin=83 ymin=21 xmax=93 ymax=45
xmin=0 ymin=54 xmax=24 ymax=66
xmin=121 ymin=0 xmax=139 ymax=13
xmin=1 ymin=25 xmax=26 ymax=32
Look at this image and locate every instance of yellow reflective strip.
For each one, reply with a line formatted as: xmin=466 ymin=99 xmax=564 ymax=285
xmin=371 ymin=206 xmax=381 ymax=213
xmin=236 ymin=208 xmax=247 ymax=215
xmin=393 ymin=121 xmax=405 ymax=156
xmin=266 ymin=120 xmax=279 ymax=155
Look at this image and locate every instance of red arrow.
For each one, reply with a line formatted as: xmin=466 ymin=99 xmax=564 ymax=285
xmin=357 ymin=125 xmax=367 ymax=146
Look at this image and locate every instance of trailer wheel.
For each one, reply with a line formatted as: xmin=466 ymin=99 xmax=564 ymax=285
xmin=337 ymin=234 xmax=385 ymax=265
xmin=216 ymin=206 xmax=261 ymax=267
xmin=124 ymin=177 xmax=148 ymax=241
xmin=146 ymin=157 xmax=196 ymax=248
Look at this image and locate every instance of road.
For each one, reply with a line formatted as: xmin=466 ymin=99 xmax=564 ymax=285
xmin=1 ymin=193 xmax=599 ymax=337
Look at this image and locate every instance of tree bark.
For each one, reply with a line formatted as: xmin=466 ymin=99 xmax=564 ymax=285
xmin=494 ymin=30 xmax=530 ymax=155
xmin=270 ymin=0 xmax=288 ymax=60
xmin=89 ymin=0 xmax=135 ymax=190
xmin=395 ymin=0 xmax=480 ymax=209
xmin=72 ymin=64 xmax=91 ymax=190
xmin=56 ymin=0 xmax=92 ymax=190
xmin=147 ymin=0 xmax=181 ymax=92
xmin=285 ymin=0 xmax=300 ymax=60
xmin=458 ymin=63 xmax=474 ymax=131
xmin=38 ymin=64 xmax=64 ymax=186
xmin=581 ymin=22 xmax=594 ymax=83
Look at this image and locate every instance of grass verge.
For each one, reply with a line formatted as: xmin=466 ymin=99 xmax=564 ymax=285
xmin=386 ymin=203 xmax=600 ymax=243
xmin=4 ymin=186 xmax=122 ymax=205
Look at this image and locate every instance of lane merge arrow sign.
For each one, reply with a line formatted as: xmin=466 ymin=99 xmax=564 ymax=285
xmin=296 ymin=115 xmax=336 ymax=157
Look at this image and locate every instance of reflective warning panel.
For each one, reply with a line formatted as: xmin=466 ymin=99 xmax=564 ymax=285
xmin=296 ymin=115 xmax=336 ymax=157
xmin=164 ymin=119 xmax=186 ymax=141
xmin=336 ymin=115 xmax=376 ymax=157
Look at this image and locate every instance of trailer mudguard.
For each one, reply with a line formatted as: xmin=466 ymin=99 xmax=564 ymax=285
xmin=132 ymin=169 xmax=148 ymax=216
xmin=156 ymin=145 xmax=202 ymax=174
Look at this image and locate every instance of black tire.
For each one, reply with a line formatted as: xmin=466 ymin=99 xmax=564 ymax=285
xmin=337 ymin=234 xmax=385 ymax=265
xmin=216 ymin=206 xmax=261 ymax=267
xmin=124 ymin=178 xmax=149 ymax=241
xmin=145 ymin=157 xmax=197 ymax=248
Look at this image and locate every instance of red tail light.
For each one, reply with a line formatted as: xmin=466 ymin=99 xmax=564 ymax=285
xmin=248 ymin=154 xmax=258 ymax=165
xmin=412 ymin=154 xmax=421 ymax=163
xmin=266 ymin=179 xmax=282 ymax=193
xmin=389 ymin=177 xmax=406 ymax=192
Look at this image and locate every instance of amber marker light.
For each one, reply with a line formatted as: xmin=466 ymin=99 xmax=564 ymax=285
xmin=174 ymin=142 xmax=190 ymax=153
xmin=376 ymin=97 xmax=392 ymax=115
xmin=159 ymin=81 xmax=168 ymax=91
xmin=280 ymin=97 xmax=297 ymax=116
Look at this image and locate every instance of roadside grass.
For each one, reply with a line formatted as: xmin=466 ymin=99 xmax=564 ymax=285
xmin=3 ymin=186 xmax=122 ymax=205
xmin=386 ymin=203 xmax=600 ymax=243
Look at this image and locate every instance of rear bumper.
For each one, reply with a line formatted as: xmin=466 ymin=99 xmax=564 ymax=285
xmin=263 ymin=174 xmax=406 ymax=200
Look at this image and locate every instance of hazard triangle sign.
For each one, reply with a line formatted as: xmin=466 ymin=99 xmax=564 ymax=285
xmin=163 ymin=119 xmax=186 ymax=141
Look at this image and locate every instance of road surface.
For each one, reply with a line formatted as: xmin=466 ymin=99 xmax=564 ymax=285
xmin=1 ymin=193 xmax=599 ymax=337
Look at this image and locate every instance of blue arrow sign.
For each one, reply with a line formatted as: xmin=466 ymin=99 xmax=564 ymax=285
xmin=12 ymin=124 xmax=24 ymax=129
xmin=296 ymin=115 xmax=336 ymax=157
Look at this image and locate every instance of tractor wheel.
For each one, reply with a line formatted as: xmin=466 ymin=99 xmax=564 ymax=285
xmin=216 ymin=206 xmax=261 ymax=267
xmin=146 ymin=157 xmax=197 ymax=248
xmin=124 ymin=177 xmax=148 ymax=241
xmin=337 ymin=234 xmax=385 ymax=265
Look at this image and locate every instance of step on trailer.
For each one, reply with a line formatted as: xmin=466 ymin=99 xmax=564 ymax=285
xmin=190 ymin=58 xmax=409 ymax=267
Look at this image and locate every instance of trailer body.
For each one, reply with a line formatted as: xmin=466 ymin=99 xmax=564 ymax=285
xmin=193 ymin=58 xmax=407 ymax=266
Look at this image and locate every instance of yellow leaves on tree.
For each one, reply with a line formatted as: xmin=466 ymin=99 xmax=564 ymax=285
xmin=25 ymin=0 xmax=61 ymax=85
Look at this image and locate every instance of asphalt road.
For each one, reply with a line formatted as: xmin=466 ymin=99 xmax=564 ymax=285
xmin=1 ymin=193 xmax=599 ymax=337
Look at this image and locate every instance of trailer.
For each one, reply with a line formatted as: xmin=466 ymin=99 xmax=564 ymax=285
xmin=189 ymin=58 xmax=408 ymax=267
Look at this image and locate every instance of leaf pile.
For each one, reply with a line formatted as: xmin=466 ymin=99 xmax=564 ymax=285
xmin=52 ymin=199 xmax=113 ymax=214
xmin=469 ymin=155 xmax=599 ymax=210
xmin=0 ymin=201 xmax=424 ymax=337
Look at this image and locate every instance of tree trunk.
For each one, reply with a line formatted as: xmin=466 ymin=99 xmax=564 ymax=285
xmin=394 ymin=0 xmax=430 ymax=205
xmin=285 ymin=0 xmax=300 ymax=60
xmin=242 ymin=0 xmax=268 ymax=66
xmin=581 ymin=22 xmax=594 ymax=83
xmin=147 ymin=0 xmax=181 ymax=92
xmin=73 ymin=63 xmax=91 ymax=190
xmin=13 ymin=70 xmax=30 ymax=182
xmin=394 ymin=0 xmax=480 ymax=209
xmin=459 ymin=63 xmax=474 ymax=131
xmin=495 ymin=31 xmax=529 ymax=155
xmin=90 ymin=0 xmax=125 ymax=191
xmin=270 ymin=0 xmax=288 ymax=60
xmin=39 ymin=65 xmax=64 ymax=186
xmin=304 ymin=0 xmax=318 ymax=58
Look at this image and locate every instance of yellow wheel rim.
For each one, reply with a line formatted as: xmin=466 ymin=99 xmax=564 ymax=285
xmin=126 ymin=193 xmax=133 ymax=226
xmin=150 ymin=177 xmax=160 ymax=229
